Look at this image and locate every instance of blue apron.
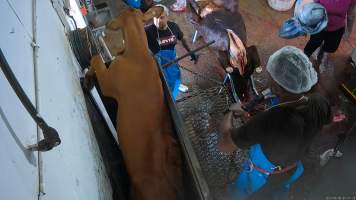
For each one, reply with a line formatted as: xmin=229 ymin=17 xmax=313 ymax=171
xmin=156 ymin=50 xmax=181 ymax=100
xmin=232 ymin=144 xmax=304 ymax=200
xmin=155 ymin=26 xmax=182 ymax=100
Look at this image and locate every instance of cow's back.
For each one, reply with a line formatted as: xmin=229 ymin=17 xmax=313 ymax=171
xmin=108 ymin=54 xmax=184 ymax=200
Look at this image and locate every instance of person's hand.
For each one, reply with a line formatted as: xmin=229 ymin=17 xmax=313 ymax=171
xmin=229 ymin=102 xmax=249 ymax=123
xmin=226 ymin=67 xmax=234 ymax=73
xmin=229 ymin=103 xmax=245 ymax=113
xmin=190 ymin=53 xmax=198 ymax=64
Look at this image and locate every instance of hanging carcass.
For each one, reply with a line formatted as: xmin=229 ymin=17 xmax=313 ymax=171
xmin=187 ymin=0 xmax=261 ymax=101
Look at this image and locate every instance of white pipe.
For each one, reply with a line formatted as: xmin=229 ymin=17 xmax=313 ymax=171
xmin=32 ymin=0 xmax=45 ymax=198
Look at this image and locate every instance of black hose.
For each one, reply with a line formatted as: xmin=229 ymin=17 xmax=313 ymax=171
xmin=0 ymin=48 xmax=61 ymax=151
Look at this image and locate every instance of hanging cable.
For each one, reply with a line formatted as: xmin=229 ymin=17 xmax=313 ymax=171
xmin=0 ymin=49 xmax=61 ymax=152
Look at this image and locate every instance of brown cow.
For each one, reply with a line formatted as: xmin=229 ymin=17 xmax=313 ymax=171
xmin=84 ymin=7 xmax=184 ymax=200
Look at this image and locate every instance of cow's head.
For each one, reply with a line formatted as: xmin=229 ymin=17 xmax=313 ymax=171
xmin=103 ymin=6 xmax=163 ymax=55
xmin=106 ymin=7 xmax=164 ymax=31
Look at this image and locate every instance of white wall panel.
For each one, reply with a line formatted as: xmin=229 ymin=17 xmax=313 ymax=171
xmin=0 ymin=1 xmax=38 ymax=200
xmin=0 ymin=0 xmax=112 ymax=199
xmin=36 ymin=1 xmax=112 ymax=200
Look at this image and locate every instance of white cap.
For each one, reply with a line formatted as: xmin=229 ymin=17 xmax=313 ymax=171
xmin=154 ymin=4 xmax=169 ymax=16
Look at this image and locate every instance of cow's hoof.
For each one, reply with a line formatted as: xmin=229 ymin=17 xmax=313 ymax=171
xmin=83 ymin=72 xmax=96 ymax=91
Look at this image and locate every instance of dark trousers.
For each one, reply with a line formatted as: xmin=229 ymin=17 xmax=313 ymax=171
xmin=304 ymin=27 xmax=345 ymax=57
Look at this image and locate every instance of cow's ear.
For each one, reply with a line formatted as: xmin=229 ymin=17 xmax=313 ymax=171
xmin=143 ymin=6 xmax=163 ymax=22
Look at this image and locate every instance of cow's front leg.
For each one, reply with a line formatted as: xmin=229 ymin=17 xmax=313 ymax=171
xmin=87 ymin=55 xmax=114 ymax=97
xmin=84 ymin=64 xmax=96 ymax=91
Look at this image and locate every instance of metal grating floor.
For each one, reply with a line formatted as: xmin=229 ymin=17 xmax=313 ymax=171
xmin=176 ymin=86 xmax=247 ymax=200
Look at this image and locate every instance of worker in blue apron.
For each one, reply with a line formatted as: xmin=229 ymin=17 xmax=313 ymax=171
xmin=232 ymin=144 xmax=304 ymax=200
xmin=219 ymin=100 xmax=312 ymax=200
xmin=145 ymin=4 xmax=198 ymax=100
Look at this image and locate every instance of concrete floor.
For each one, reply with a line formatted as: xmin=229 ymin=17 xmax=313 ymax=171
xmin=91 ymin=0 xmax=356 ymax=199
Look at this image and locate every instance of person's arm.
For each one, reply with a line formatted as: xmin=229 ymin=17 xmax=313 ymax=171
xmin=180 ymin=37 xmax=190 ymax=52
xmin=346 ymin=4 xmax=356 ymax=39
xmin=181 ymin=38 xmax=198 ymax=63
xmin=218 ymin=103 xmax=246 ymax=153
xmin=174 ymin=22 xmax=199 ymax=63
xmin=218 ymin=111 xmax=238 ymax=153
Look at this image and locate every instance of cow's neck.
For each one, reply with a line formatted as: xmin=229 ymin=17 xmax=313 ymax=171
xmin=123 ymin=23 xmax=151 ymax=57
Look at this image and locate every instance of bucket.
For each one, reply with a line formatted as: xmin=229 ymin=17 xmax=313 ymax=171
xmin=267 ymin=0 xmax=296 ymax=11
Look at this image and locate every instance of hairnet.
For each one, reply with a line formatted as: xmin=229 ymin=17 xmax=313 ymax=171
xmin=266 ymin=46 xmax=318 ymax=94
